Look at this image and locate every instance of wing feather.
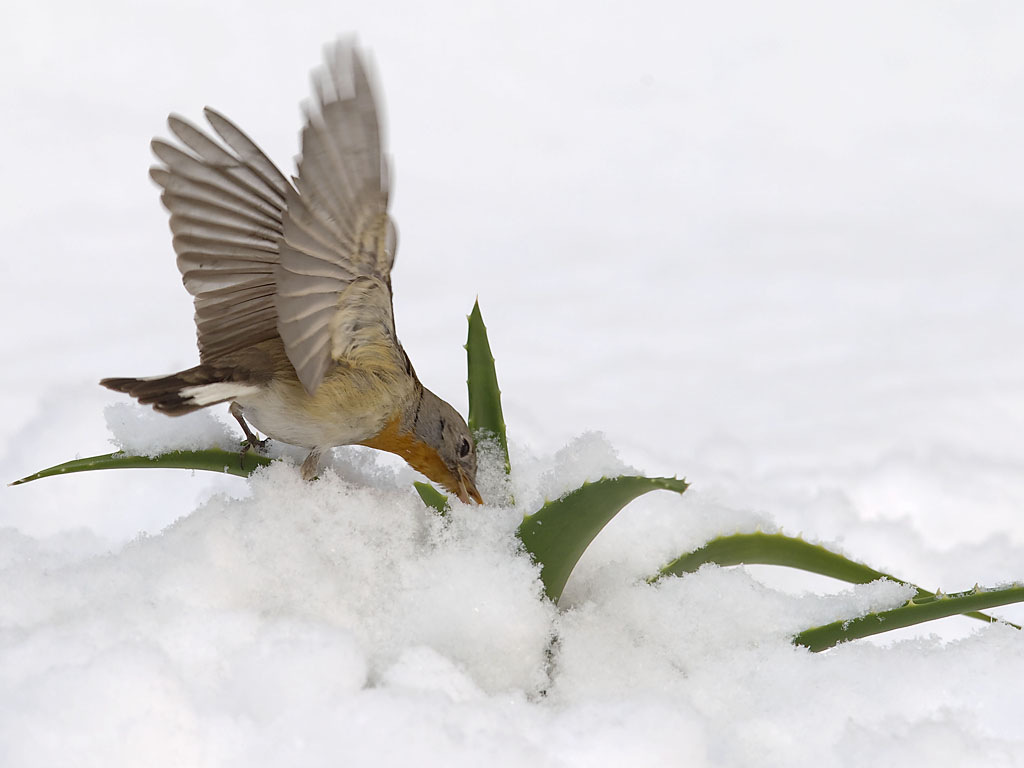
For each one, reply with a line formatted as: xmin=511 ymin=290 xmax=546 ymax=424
xmin=161 ymin=192 xmax=281 ymax=233
xmin=151 ymin=140 xmax=283 ymax=218
xmin=152 ymin=112 xmax=292 ymax=361
xmin=276 ymin=41 xmax=400 ymax=394
xmin=203 ymin=108 xmax=291 ymax=201
xmin=150 ymin=168 xmax=283 ymax=227
xmin=151 ymin=39 xmax=401 ymax=388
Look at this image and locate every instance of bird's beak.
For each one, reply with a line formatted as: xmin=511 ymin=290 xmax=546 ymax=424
xmin=456 ymin=467 xmax=483 ymax=505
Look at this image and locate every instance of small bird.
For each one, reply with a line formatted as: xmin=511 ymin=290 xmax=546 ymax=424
xmin=101 ymin=41 xmax=482 ymax=504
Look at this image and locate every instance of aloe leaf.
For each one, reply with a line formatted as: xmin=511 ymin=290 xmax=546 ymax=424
xmin=414 ymin=481 xmax=451 ymax=515
xmin=652 ymin=531 xmax=1014 ymax=627
xmin=518 ymin=475 xmax=689 ymax=602
xmin=9 ymin=449 xmax=272 ymax=485
xmin=795 ymin=583 xmax=1024 ymax=652
xmin=654 ymin=531 xmax=894 ymax=583
xmin=466 ymin=299 xmax=510 ymax=475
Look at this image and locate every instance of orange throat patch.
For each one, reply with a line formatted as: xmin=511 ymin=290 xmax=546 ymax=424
xmin=360 ymin=417 xmax=455 ymax=492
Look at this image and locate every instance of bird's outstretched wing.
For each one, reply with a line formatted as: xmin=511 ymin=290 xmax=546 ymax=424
xmin=150 ymin=108 xmax=291 ymax=362
xmin=276 ymin=41 xmax=398 ymax=395
xmin=150 ymin=40 xmax=397 ymax=394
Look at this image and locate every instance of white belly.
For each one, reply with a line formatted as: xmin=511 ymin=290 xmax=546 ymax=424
xmin=234 ymin=383 xmax=392 ymax=449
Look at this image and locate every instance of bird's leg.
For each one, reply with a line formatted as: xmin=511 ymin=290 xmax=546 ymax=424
xmin=230 ymin=402 xmax=268 ymax=455
xmin=300 ymin=448 xmax=322 ymax=481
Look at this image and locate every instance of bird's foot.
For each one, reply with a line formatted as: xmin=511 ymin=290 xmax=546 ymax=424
xmin=300 ymin=448 xmax=322 ymax=481
xmin=230 ymin=402 xmax=268 ymax=461
xmin=239 ymin=437 xmax=270 ymax=456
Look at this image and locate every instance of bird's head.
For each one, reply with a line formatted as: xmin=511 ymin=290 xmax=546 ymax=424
xmin=363 ymin=388 xmax=482 ymax=504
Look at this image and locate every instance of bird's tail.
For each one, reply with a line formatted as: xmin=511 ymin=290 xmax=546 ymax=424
xmin=100 ymin=365 xmax=261 ymax=415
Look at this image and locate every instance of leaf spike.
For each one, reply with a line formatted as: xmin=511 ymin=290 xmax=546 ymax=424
xmin=466 ymin=299 xmax=511 ymax=479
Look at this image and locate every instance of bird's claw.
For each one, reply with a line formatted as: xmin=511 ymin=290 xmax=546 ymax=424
xmin=239 ymin=437 xmax=269 ymax=456
xmin=238 ymin=437 xmax=270 ymax=471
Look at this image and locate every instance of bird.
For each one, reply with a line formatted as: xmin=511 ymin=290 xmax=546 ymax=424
xmin=100 ymin=41 xmax=482 ymax=505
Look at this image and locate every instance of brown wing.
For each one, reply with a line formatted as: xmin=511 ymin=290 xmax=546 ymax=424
xmin=275 ymin=41 xmax=398 ymax=395
xmin=150 ymin=41 xmax=398 ymax=391
xmin=150 ymin=108 xmax=291 ymax=362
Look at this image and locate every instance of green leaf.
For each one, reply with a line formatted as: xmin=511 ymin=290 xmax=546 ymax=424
xmin=518 ymin=475 xmax=689 ymax=602
xmin=466 ymin=299 xmax=510 ymax=475
xmin=414 ymin=481 xmax=451 ymax=515
xmin=9 ymin=449 xmax=272 ymax=485
xmin=655 ymin=531 xmax=894 ymax=583
xmin=651 ymin=531 xmax=1014 ymax=627
xmin=794 ymin=583 xmax=1024 ymax=652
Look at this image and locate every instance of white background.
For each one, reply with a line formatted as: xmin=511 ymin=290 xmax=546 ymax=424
xmin=3 ymin=2 xmax=1024 ymax=765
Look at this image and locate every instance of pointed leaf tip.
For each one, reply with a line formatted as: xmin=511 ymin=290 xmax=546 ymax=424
xmin=9 ymin=449 xmax=273 ymax=484
xmin=650 ymin=531 xmax=1016 ymax=629
xmin=794 ymin=583 xmax=1024 ymax=652
xmin=466 ymin=300 xmax=511 ymax=479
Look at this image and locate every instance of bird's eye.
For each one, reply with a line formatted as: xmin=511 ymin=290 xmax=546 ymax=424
xmin=459 ymin=438 xmax=471 ymax=458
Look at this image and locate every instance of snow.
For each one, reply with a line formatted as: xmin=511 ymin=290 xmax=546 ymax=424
xmin=105 ymin=403 xmax=238 ymax=456
xmin=3 ymin=1 xmax=1024 ymax=765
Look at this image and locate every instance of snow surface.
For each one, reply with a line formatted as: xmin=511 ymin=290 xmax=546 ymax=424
xmin=4 ymin=1 xmax=1024 ymax=765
